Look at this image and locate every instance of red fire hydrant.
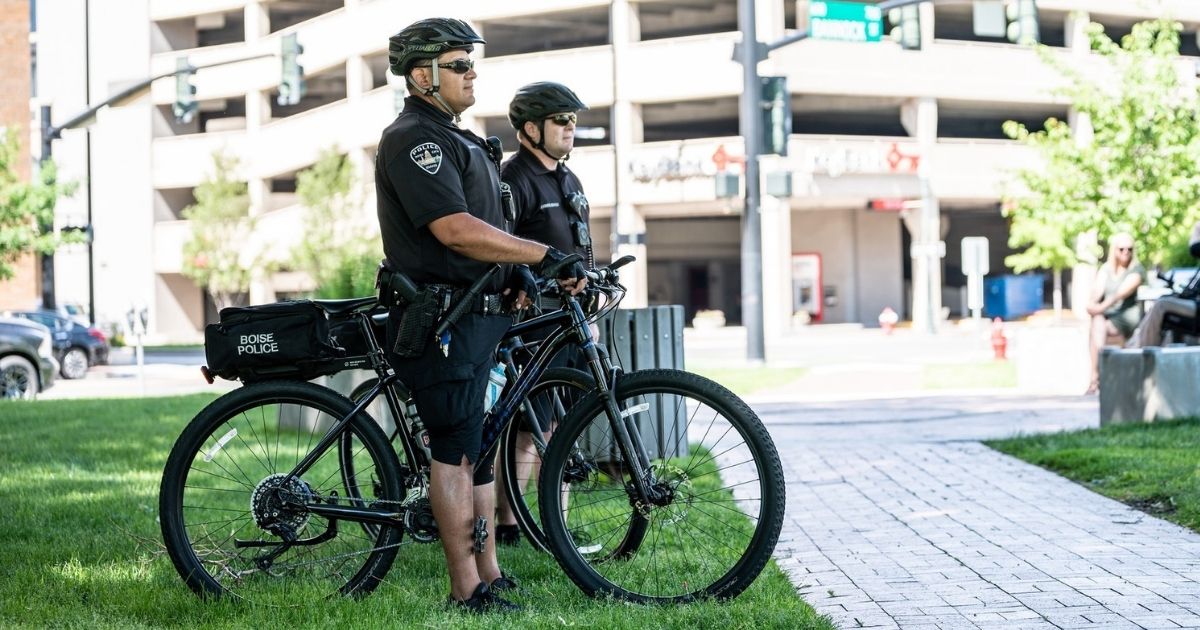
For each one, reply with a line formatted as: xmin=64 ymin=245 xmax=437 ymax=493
xmin=991 ymin=317 xmax=1008 ymax=360
xmin=878 ymin=307 xmax=899 ymax=335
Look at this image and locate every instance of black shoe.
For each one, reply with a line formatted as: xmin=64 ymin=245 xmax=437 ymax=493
xmin=448 ymin=582 xmax=522 ymax=614
xmin=495 ymin=524 xmax=521 ymax=546
xmin=491 ymin=573 xmax=519 ymax=593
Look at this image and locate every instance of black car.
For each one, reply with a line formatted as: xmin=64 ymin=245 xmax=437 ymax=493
xmin=0 ymin=315 xmax=57 ymax=400
xmin=6 ymin=310 xmax=110 ymax=380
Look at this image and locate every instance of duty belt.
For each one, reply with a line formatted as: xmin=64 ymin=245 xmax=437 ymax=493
xmin=427 ymin=284 xmax=507 ymax=316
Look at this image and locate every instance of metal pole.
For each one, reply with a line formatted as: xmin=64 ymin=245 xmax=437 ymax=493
xmin=38 ymin=105 xmax=56 ymax=310
xmin=737 ymin=0 xmax=765 ymax=362
xmin=86 ymin=0 xmax=95 ymax=325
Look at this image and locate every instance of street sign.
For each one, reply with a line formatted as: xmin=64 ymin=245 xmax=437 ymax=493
xmin=962 ymin=237 xmax=989 ymax=318
xmin=961 ymin=236 xmax=990 ymax=276
xmin=809 ymin=1 xmax=883 ymax=43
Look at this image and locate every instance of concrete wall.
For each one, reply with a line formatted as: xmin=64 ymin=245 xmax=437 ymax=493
xmin=854 ymin=208 xmax=904 ymax=327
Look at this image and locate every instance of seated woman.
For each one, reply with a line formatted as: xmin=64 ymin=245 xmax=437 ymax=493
xmin=1086 ymin=233 xmax=1144 ymax=394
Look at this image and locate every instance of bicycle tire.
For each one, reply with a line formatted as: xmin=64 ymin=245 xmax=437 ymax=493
xmin=497 ymin=367 xmax=594 ymax=552
xmin=538 ymin=369 xmax=785 ymax=603
xmin=160 ymin=380 xmax=404 ymax=601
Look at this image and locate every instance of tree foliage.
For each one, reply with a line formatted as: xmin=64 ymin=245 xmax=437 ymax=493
xmin=181 ymin=152 xmax=263 ymax=310
xmin=292 ymin=148 xmax=380 ymax=298
xmin=0 ymin=127 xmax=80 ymax=280
xmin=1003 ymin=19 xmax=1200 ymax=270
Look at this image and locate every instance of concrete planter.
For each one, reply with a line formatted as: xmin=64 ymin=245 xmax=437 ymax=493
xmin=278 ymin=370 xmax=398 ymax=436
xmin=1099 ymin=346 xmax=1200 ymax=425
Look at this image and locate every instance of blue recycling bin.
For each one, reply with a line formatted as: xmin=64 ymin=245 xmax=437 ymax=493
xmin=983 ymin=274 xmax=1044 ymax=320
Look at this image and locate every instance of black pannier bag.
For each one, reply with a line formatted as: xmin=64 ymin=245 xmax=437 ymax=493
xmin=204 ymin=300 xmax=343 ymax=382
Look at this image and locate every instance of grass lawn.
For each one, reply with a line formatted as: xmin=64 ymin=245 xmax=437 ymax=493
xmin=988 ymin=418 xmax=1200 ymax=533
xmin=0 ymin=395 xmax=829 ymax=629
xmin=691 ymin=367 xmax=809 ymax=397
xmin=922 ymin=360 xmax=1017 ymax=390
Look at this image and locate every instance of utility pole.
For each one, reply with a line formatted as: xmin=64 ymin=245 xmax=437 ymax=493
xmin=736 ymin=0 xmax=765 ymax=362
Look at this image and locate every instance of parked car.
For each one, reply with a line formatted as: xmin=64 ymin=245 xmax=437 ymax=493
xmin=4 ymin=310 xmax=110 ymax=380
xmin=0 ymin=315 xmax=57 ymax=400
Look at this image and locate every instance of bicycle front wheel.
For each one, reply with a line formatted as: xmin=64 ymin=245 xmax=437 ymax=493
xmin=539 ymin=369 xmax=785 ymax=603
xmin=159 ymin=380 xmax=404 ymax=602
xmin=498 ymin=367 xmax=594 ymax=553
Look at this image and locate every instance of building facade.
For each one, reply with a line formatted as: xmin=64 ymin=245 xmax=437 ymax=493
xmin=0 ymin=0 xmax=38 ymax=310
xmin=32 ymin=0 xmax=1200 ymax=350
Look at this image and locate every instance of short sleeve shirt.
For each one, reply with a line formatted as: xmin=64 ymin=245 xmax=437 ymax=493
xmin=500 ymin=146 xmax=591 ymax=262
xmin=376 ymin=97 xmax=508 ymax=291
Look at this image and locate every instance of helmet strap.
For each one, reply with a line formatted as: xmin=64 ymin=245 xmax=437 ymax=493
xmin=532 ymin=120 xmax=569 ymax=162
xmin=407 ymin=62 xmax=462 ymax=124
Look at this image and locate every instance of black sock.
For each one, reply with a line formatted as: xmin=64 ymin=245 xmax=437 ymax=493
xmin=495 ymin=524 xmax=520 ymax=545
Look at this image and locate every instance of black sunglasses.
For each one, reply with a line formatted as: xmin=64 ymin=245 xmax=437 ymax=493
xmin=1116 ymin=246 xmax=1134 ymax=252
xmin=546 ymin=112 xmax=577 ymax=126
xmin=416 ymin=59 xmax=474 ymax=75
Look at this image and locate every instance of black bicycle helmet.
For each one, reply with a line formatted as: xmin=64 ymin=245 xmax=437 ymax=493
xmin=508 ymin=82 xmax=588 ymax=129
xmin=388 ymin=18 xmax=484 ymax=76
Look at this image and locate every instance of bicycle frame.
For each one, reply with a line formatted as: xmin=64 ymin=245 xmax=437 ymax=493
xmin=278 ymin=282 xmax=661 ymax=527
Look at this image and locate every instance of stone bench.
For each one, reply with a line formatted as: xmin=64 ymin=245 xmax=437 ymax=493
xmin=1099 ymin=346 xmax=1200 ymax=425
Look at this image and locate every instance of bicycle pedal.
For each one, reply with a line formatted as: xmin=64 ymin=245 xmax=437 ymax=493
xmin=473 ymin=516 xmax=488 ymax=553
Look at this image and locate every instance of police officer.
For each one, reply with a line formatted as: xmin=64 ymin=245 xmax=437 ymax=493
xmin=377 ymin=18 xmax=586 ymax=612
xmin=493 ymin=82 xmax=593 ymax=546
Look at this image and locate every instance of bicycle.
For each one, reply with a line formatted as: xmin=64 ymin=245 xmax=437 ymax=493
xmin=339 ymin=311 xmax=593 ymax=553
xmin=159 ymin=255 xmax=785 ymax=604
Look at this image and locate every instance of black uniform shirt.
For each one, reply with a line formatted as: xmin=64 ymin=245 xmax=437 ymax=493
xmin=376 ymin=96 xmax=507 ymax=291
xmin=500 ymin=145 xmax=590 ymax=261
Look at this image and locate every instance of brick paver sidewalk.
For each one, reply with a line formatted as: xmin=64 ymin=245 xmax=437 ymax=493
xmin=750 ymin=394 xmax=1200 ymax=629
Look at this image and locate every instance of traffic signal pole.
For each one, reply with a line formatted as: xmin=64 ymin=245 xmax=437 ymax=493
xmin=37 ymin=53 xmax=272 ymax=310
xmin=736 ymin=0 xmax=946 ymax=357
xmin=737 ymin=0 xmax=766 ymax=362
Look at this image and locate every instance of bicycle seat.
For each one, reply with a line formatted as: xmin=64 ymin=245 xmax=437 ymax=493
xmin=311 ymin=296 xmax=378 ymax=316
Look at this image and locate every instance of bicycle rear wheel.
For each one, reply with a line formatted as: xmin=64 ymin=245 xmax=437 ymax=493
xmin=159 ymin=380 xmax=404 ymax=602
xmin=538 ymin=369 xmax=785 ymax=603
xmin=498 ymin=367 xmax=594 ymax=552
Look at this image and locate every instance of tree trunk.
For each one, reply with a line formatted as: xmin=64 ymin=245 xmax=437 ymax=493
xmin=1052 ymin=268 xmax=1064 ymax=320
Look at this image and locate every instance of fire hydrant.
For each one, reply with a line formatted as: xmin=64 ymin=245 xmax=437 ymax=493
xmin=991 ymin=317 xmax=1008 ymax=360
xmin=878 ymin=307 xmax=899 ymax=335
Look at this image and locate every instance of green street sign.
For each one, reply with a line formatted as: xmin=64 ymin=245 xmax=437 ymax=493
xmin=809 ymin=1 xmax=883 ymax=43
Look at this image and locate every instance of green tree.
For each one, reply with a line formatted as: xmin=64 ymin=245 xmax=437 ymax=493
xmin=292 ymin=148 xmax=380 ymax=298
xmin=0 ymin=127 xmax=80 ymax=280
xmin=181 ymin=152 xmax=264 ymax=310
xmin=1004 ymin=19 xmax=1200 ymax=296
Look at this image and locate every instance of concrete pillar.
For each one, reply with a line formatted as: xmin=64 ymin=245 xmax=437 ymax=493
xmin=346 ymin=55 xmax=371 ymax=102
xmin=918 ymin=2 xmax=935 ymax=46
xmin=244 ymin=1 xmax=270 ymax=42
xmin=611 ymin=0 xmax=648 ymax=307
xmin=760 ymin=192 xmax=793 ymax=355
xmin=1065 ymin=11 xmax=1090 ymax=53
xmin=901 ymin=97 xmax=941 ymax=333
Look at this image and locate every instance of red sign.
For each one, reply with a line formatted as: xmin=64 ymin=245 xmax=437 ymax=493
xmin=869 ymin=198 xmax=907 ymax=212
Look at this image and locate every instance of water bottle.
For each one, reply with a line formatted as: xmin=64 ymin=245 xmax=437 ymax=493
xmin=484 ymin=363 xmax=506 ymax=412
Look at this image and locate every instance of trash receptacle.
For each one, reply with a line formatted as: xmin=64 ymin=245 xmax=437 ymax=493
xmin=589 ymin=306 xmax=686 ymax=462
xmin=983 ymin=274 xmax=1044 ymax=320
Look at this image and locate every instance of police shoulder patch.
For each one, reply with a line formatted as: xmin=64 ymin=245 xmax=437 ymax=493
xmin=409 ymin=142 xmax=443 ymax=174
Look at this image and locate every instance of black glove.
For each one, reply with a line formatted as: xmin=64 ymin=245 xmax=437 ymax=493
xmin=537 ymin=247 xmax=586 ymax=282
xmin=503 ymin=265 xmax=538 ymax=310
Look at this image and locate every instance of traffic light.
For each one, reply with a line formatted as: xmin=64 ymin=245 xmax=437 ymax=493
xmin=1005 ymin=0 xmax=1040 ymax=45
xmin=279 ymin=33 xmax=305 ymax=106
xmin=173 ymin=57 xmax=198 ymax=124
xmin=760 ymin=76 xmax=791 ymax=157
xmin=888 ymin=6 xmax=921 ymax=50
